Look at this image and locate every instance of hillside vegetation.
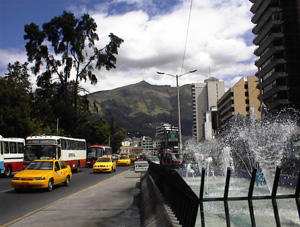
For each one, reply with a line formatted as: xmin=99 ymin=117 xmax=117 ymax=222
xmin=88 ymin=81 xmax=193 ymax=137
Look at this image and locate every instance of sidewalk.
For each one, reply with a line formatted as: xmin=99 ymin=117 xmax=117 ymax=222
xmin=6 ymin=170 xmax=141 ymax=227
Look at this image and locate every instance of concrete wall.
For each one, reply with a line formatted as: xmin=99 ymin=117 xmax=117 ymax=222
xmin=140 ymin=172 xmax=181 ymax=227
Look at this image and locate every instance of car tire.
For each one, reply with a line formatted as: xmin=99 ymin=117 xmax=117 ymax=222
xmin=114 ymin=166 xmax=116 ymax=172
xmin=4 ymin=165 xmax=12 ymax=177
xmin=47 ymin=179 xmax=53 ymax=192
xmin=64 ymin=176 xmax=70 ymax=186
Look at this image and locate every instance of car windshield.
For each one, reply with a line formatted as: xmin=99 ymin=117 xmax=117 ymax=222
xmin=120 ymin=156 xmax=129 ymax=160
xmin=26 ymin=161 xmax=53 ymax=170
xmin=97 ymin=158 xmax=110 ymax=162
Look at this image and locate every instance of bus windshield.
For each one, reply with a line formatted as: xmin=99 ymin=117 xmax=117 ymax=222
xmin=87 ymin=148 xmax=103 ymax=158
xmin=24 ymin=145 xmax=56 ymax=161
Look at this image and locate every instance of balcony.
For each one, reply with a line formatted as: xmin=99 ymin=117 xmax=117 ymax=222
xmin=261 ymin=72 xmax=287 ymax=89
xmin=262 ymin=85 xmax=288 ymax=102
xmin=250 ymin=0 xmax=263 ymax=14
xmin=255 ymin=46 xmax=285 ymax=67
xmin=252 ymin=7 xmax=281 ymax=34
xmin=251 ymin=0 xmax=277 ymax=23
xmin=254 ymin=33 xmax=283 ymax=56
xmin=253 ymin=20 xmax=282 ymax=45
xmin=258 ymin=58 xmax=286 ymax=79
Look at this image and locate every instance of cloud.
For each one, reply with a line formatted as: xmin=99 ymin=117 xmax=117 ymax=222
xmin=79 ymin=0 xmax=257 ymax=92
xmin=0 ymin=49 xmax=27 ymax=72
xmin=1 ymin=0 xmax=258 ymax=94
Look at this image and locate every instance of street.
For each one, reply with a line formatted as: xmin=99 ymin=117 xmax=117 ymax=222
xmin=0 ymin=165 xmax=132 ymax=225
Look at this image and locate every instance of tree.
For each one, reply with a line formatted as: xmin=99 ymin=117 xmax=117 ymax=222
xmin=5 ymin=61 xmax=31 ymax=91
xmin=24 ymin=11 xmax=124 ymax=120
xmin=0 ymin=62 xmax=33 ymax=137
xmin=109 ymin=117 xmax=126 ymax=153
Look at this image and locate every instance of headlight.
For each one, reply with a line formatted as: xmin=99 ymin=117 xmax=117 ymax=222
xmin=106 ymin=164 xmax=111 ymax=167
xmin=12 ymin=177 xmax=20 ymax=180
xmin=34 ymin=177 xmax=45 ymax=180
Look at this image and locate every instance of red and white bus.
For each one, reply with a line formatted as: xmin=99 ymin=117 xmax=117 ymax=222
xmin=24 ymin=135 xmax=86 ymax=172
xmin=86 ymin=145 xmax=112 ymax=167
xmin=0 ymin=135 xmax=25 ymax=177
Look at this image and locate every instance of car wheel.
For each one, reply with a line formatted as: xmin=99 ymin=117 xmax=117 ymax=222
xmin=47 ymin=179 xmax=53 ymax=192
xmin=114 ymin=166 xmax=116 ymax=172
xmin=4 ymin=165 xmax=12 ymax=177
xmin=64 ymin=176 xmax=70 ymax=186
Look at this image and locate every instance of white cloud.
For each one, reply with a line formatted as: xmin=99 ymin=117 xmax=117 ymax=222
xmin=79 ymin=0 xmax=257 ymax=93
xmin=1 ymin=0 xmax=258 ymax=94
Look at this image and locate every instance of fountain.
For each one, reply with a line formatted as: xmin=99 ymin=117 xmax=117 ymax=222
xmin=182 ymin=108 xmax=300 ymax=226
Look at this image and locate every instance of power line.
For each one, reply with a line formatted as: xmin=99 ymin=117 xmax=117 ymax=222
xmin=180 ymin=0 xmax=194 ymax=74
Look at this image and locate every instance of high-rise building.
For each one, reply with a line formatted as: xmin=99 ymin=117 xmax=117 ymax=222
xmin=217 ymin=76 xmax=261 ymax=128
xmin=155 ymin=123 xmax=179 ymax=154
xmin=250 ymin=0 xmax=300 ymax=111
xmin=192 ymin=77 xmax=225 ymax=141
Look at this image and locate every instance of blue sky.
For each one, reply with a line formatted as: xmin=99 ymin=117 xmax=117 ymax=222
xmin=0 ymin=0 xmax=257 ymax=93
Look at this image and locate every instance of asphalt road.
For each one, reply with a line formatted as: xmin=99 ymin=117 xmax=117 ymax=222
xmin=0 ymin=165 xmax=133 ymax=226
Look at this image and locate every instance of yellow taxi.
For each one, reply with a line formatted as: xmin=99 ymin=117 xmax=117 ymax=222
xmin=11 ymin=160 xmax=72 ymax=192
xmin=130 ymin=154 xmax=137 ymax=162
xmin=117 ymin=156 xmax=131 ymax=166
xmin=93 ymin=156 xmax=117 ymax=173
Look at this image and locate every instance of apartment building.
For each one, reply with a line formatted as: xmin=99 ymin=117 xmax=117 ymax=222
xmin=192 ymin=77 xmax=225 ymax=141
xmin=250 ymin=0 xmax=300 ymax=111
xmin=217 ymin=76 xmax=261 ymax=128
xmin=141 ymin=136 xmax=153 ymax=153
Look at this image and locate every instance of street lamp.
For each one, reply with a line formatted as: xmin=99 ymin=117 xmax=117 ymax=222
xmin=157 ymin=69 xmax=197 ymax=154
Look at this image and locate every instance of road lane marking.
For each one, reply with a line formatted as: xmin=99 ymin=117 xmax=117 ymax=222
xmin=0 ymin=189 xmax=14 ymax=193
xmin=1 ymin=171 xmax=125 ymax=227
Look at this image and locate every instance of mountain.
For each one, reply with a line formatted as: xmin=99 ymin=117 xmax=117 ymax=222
xmin=87 ymin=81 xmax=193 ymax=138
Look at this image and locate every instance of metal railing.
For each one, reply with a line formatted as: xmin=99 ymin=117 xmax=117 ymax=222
xmin=148 ymin=161 xmax=300 ymax=227
xmin=199 ymin=167 xmax=300 ymax=227
xmin=148 ymin=161 xmax=199 ymax=227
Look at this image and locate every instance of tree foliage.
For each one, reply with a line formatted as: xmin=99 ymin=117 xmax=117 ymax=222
xmin=24 ymin=11 xmax=124 ymax=116
xmin=0 ymin=62 xmax=33 ymax=137
xmin=1 ymin=12 xmax=125 ymax=147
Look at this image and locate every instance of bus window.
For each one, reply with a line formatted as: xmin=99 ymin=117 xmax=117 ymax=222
xmin=17 ymin=143 xmax=24 ymax=153
xmin=4 ymin=142 xmax=9 ymax=154
xmin=0 ymin=141 xmax=2 ymax=155
xmin=10 ymin=142 xmax=17 ymax=153
xmin=61 ymin=139 xmax=66 ymax=149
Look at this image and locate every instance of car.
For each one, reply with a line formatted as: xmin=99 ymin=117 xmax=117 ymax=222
xmin=93 ymin=156 xmax=117 ymax=173
xmin=117 ymin=156 xmax=131 ymax=166
xmin=161 ymin=152 xmax=183 ymax=169
xmin=130 ymin=154 xmax=138 ymax=162
xmin=11 ymin=159 xmax=72 ymax=192
xmin=146 ymin=156 xmax=160 ymax=164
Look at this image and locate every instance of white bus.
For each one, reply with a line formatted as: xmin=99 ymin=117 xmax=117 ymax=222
xmin=0 ymin=135 xmax=25 ymax=177
xmin=24 ymin=135 xmax=86 ymax=172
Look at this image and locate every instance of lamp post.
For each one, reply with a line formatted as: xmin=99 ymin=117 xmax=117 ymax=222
xmin=157 ymin=69 xmax=197 ymax=154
